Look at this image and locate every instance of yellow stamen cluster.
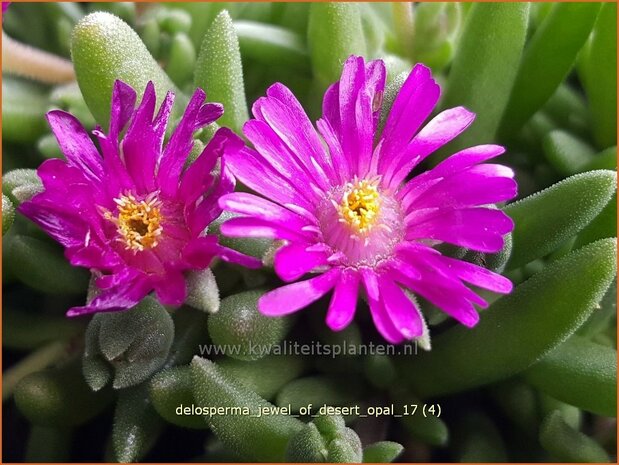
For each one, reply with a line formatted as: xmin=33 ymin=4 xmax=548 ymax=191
xmin=105 ymin=193 xmax=163 ymax=252
xmin=339 ymin=179 xmax=381 ymax=234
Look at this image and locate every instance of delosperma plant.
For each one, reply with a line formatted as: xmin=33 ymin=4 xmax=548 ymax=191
xmin=2 ymin=2 xmax=617 ymax=463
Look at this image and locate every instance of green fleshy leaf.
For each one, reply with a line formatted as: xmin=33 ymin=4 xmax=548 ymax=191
xmin=190 ymin=356 xmax=304 ymax=462
xmin=411 ymin=3 xmax=461 ymax=71
xmin=14 ymin=360 xmax=112 ymax=427
xmin=490 ymin=381 xmax=538 ymax=433
xmin=524 ymin=335 xmax=616 ymax=417
xmin=308 ymin=3 xmax=366 ymax=88
xmin=539 ymin=395 xmax=581 ymax=431
xmin=581 ymin=3 xmax=617 ymax=149
xmin=150 ymin=366 xmax=207 ymax=429
xmin=392 ymin=389 xmax=448 ymax=446
xmin=157 ymin=8 xmax=191 ymax=35
xmin=25 ymin=426 xmax=72 ymax=463
xmin=2 ymin=169 xmax=42 ymax=205
xmin=276 ymin=375 xmax=365 ymax=417
xmin=164 ymin=307 xmax=209 ymax=368
xmin=84 ymin=297 xmax=174 ymax=390
xmin=285 ymin=422 xmax=328 ymax=463
xmin=3 ymin=307 xmax=84 ymax=350
xmin=578 ymin=146 xmax=617 ymax=173
xmin=397 ymin=238 xmax=617 ymax=398
xmin=113 ymin=383 xmax=165 ymax=463
xmin=363 ymin=441 xmax=404 ymax=463
xmin=165 ymin=32 xmax=196 ymax=87
xmin=286 ymin=416 xmax=362 ymax=463
xmin=539 ymin=411 xmax=611 ymax=462
xmin=455 ymin=411 xmax=508 ymax=462
xmin=207 ymin=289 xmax=291 ymax=361
xmin=185 ymin=268 xmax=220 ymax=314
xmin=195 ymin=10 xmax=248 ymax=133
xmin=163 ymin=2 xmax=236 ymax=49
xmin=88 ymin=2 xmax=135 ymax=25
xmin=234 ymin=21 xmax=310 ymax=73
xmin=9 ymin=235 xmax=89 ymax=295
xmin=363 ymin=354 xmax=397 ymax=390
xmin=436 ymin=3 xmax=529 ymax=160
xmin=2 ymin=194 xmax=15 ymax=235
xmin=573 ymin=193 xmax=617 ymax=249
xmin=542 ymin=130 xmax=596 ymax=176
xmin=37 ymin=134 xmax=64 ymax=160
xmin=499 ymin=3 xmax=601 ymax=137
xmin=578 ymin=278 xmax=616 ymax=337
xmin=218 ymin=354 xmax=307 ymax=401
xmin=541 ymin=83 xmax=590 ymax=139
xmin=505 ymin=170 xmax=616 ymax=270
xmin=71 ymin=11 xmax=184 ymax=127
xmin=2 ymin=77 xmax=49 ymax=143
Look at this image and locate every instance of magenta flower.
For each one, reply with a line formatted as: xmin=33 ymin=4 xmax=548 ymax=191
xmin=220 ymin=56 xmax=517 ymax=343
xmin=19 ymin=81 xmax=260 ymax=317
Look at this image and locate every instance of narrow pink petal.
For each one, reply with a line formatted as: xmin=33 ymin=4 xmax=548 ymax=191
xmin=219 ymin=192 xmax=312 ymax=231
xmin=46 ymin=110 xmax=103 ymax=181
xmin=66 ymin=273 xmax=151 ymax=317
xmin=109 ymin=80 xmax=137 ymax=141
xmin=217 ymin=246 xmax=263 ymax=269
xmin=386 ymin=106 xmax=476 ymax=187
xmin=157 ymin=88 xmax=208 ymax=196
xmin=273 ymin=242 xmax=328 ymax=282
xmin=225 ymin=146 xmax=315 ymax=211
xmin=178 ymin=128 xmax=231 ymax=203
xmin=322 ymin=82 xmax=341 ymax=135
xmin=121 ymin=81 xmax=158 ymax=193
xmin=244 ymin=119 xmax=321 ymax=196
xmin=409 ymin=165 xmax=517 ymax=211
xmin=406 ymin=208 xmax=514 ymax=253
xmin=258 ymin=268 xmax=341 ymax=316
xmin=316 ymin=117 xmax=348 ymax=185
xmin=188 ymin=159 xmax=236 ymax=236
xmin=254 ymin=83 xmax=333 ymax=186
xmin=338 ymin=55 xmax=365 ymax=172
xmin=154 ymin=271 xmax=187 ymax=306
xmin=220 ymin=217 xmax=314 ymax=242
xmin=391 ymin=268 xmax=480 ymax=328
xmin=356 ymin=59 xmax=386 ymax=176
xmin=361 ymin=269 xmax=405 ymax=344
xmin=430 ymin=144 xmax=506 ymax=178
xmin=326 ymin=270 xmax=360 ymax=331
xmin=424 ymin=254 xmax=513 ymax=294
xmin=378 ymin=64 xmax=439 ymax=173
xmin=182 ymin=236 xmax=219 ymax=268
xmin=379 ymin=277 xmax=423 ymax=339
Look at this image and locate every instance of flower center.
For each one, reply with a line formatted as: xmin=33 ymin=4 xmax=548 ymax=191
xmin=339 ymin=178 xmax=381 ymax=234
xmin=106 ymin=193 xmax=163 ymax=252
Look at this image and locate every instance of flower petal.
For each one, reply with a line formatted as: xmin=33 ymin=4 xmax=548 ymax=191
xmin=326 ymin=270 xmax=360 ymax=331
xmin=46 ymin=110 xmax=104 ymax=181
xmin=386 ymin=106 xmax=476 ymax=187
xmin=406 ymin=208 xmax=514 ymax=253
xmin=154 ymin=270 xmax=187 ymax=306
xmin=109 ymin=80 xmax=137 ymax=141
xmin=258 ymin=268 xmax=341 ymax=316
xmin=273 ymin=242 xmax=329 ymax=282
xmin=361 ymin=269 xmax=405 ymax=343
xmin=378 ymin=64 xmax=439 ymax=174
xmin=254 ymin=83 xmax=334 ymax=185
xmin=379 ymin=276 xmax=423 ymax=339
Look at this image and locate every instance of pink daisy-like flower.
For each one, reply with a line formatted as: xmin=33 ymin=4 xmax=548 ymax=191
xmin=19 ymin=81 xmax=260 ymax=317
xmin=220 ymin=55 xmax=517 ymax=343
